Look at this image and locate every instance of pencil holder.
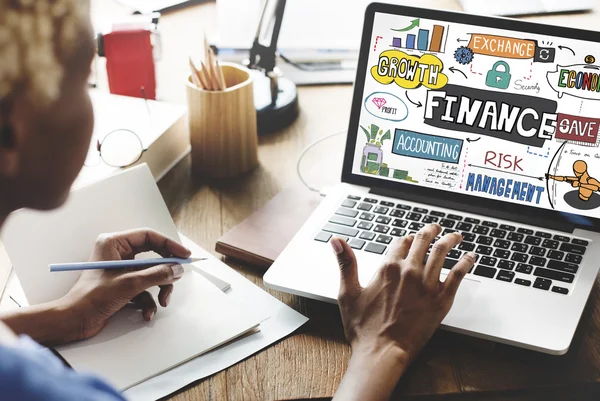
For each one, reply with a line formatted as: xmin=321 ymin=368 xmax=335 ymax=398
xmin=186 ymin=62 xmax=259 ymax=179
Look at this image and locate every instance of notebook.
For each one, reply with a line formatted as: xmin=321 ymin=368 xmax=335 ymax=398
xmin=0 ymin=164 xmax=266 ymax=390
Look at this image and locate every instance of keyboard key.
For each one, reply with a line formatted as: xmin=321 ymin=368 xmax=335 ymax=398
xmin=359 ymin=231 xmax=376 ymax=241
xmin=347 ymin=195 xmax=361 ymax=200
xmin=559 ymin=243 xmax=586 ymax=256
xmin=534 ymin=268 xmax=575 ymax=283
xmin=517 ymin=228 xmax=534 ymax=235
xmin=547 ymin=260 xmax=579 ymax=274
xmin=529 ymin=247 xmax=546 ymax=257
xmin=515 ymin=278 xmax=531 ymax=287
xmin=458 ymin=242 xmax=476 ymax=251
xmin=496 ymin=270 xmax=515 ymax=282
xmin=365 ymin=242 xmax=386 ymax=254
xmin=499 ymin=224 xmax=516 ymax=231
xmin=448 ymin=249 xmax=462 ymax=259
xmin=480 ymin=256 xmax=497 ymax=267
xmin=408 ymin=222 xmax=425 ymax=231
xmin=524 ymin=236 xmax=542 ymax=246
xmin=329 ymin=215 xmax=357 ymax=227
xmin=511 ymin=252 xmax=528 ymax=262
xmin=507 ymin=232 xmax=524 ymax=242
xmin=390 ymin=228 xmax=406 ymax=237
xmin=422 ymin=215 xmax=439 ymax=223
xmin=490 ymin=229 xmax=507 ymax=239
xmin=413 ymin=207 xmax=428 ymax=214
xmin=565 ymin=253 xmax=582 ymax=264
xmin=547 ymin=250 xmax=564 ymax=260
xmin=376 ymin=216 xmax=391 ymax=224
xmin=314 ymin=231 xmax=332 ymax=242
xmin=533 ymin=277 xmax=552 ymax=290
xmin=358 ymin=203 xmax=373 ymax=211
xmin=572 ymin=239 xmax=589 ymax=246
xmin=456 ymin=222 xmax=473 ymax=231
xmin=442 ymin=229 xmax=457 ymax=236
xmin=474 ymin=265 xmax=497 ymax=278
xmin=516 ymin=263 xmax=533 ymax=274
xmin=374 ymin=225 xmax=390 ymax=234
xmin=396 ymin=203 xmax=411 ymax=210
xmin=552 ymin=286 xmax=569 ymax=295
xmin=406 ymin=213 xmax=422 ymax=221
xmin=443 ymin=259 xmax=459 ymax=269
xmin=494 ymin=239 xmax=510 ymax=249
xmin=357 ymin=221 xmax=373 ymax=230
xmin=465 ymin=217 xmax=480 ymax=224
xmin=498 ymin=260 xmax=515 ymax=270
xmin=447 ymin=214 xmax=463 ymax=221
xmin=332 ymin=235 xmax=349 ymax=242
xmin=476 ymin=236 xmax=493 ymax=245
xmin=482 ymin=221 xmax=498 ymax=228
xmin=529 ymin=256 xmax=547 ymax=267
xmin=376 ymin=235 xmax=393 ymax=244
xmin=390 ymin=209 xmax=405 ymax=218
xmin=374 ymin=206 xmax=390 ymax=215
xmin=473 ymin=226 xmax=489 ymax=235
xmin=462 ymin=233 xmax=476 ymax=242
xmin=439 ymin=219 xmax=456 ymax=228
xmin=323 ymin=223 xmax=358 ymax=237
xmin=542 ymin=239 xmax=559 ymax=249
xmin=430 ymin=211 xmax=445 ymax=217
xmin=364 ymin=198 xmax=378 ymax=204
xmin=380 ymin=201 xmax=395 ymax=207
xmin=493 ymin=249 xmax=510 ymax=259
xmin=476 ymin=245 xmax=493 ymax=255
xmin=336 ymin=207 xmax=358 ymax=218
xmin=392 ymin=219 xmax=408 ymax=228
xmin=511 ymin=243 xmax=528 ymax=253
xmin=349 ymin=239 xmax=366 ymax=250
xmin=359 ymin=213 xmax=375 ymax=221
xmin=554 ymin=235 xmax=570 ymax=242
xmin=341 ymin=200 xmax=357 ymax=208
xmin=535 ymin=231 xmax=552 ymax=239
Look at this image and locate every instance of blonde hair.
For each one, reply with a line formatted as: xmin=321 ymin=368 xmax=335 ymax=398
xmin=0 ymin=0 xmax=90 ymax=107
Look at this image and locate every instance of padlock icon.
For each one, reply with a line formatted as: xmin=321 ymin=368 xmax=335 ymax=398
xmin=485 ymin=61 xmax=511 ymax=90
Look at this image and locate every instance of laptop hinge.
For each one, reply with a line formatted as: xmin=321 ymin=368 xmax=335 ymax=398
xmin=370 ymin=187 xmax=576 ymax=233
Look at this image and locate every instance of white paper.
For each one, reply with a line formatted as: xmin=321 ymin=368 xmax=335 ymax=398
xmin=124 ymin=234 xmax=309 ymax=401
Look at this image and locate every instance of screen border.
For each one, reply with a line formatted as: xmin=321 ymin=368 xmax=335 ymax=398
xmin=342 ymin=2 xmax=600 ymax=232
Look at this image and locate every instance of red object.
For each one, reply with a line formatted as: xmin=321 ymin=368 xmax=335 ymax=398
xmin=102 ymin=29 xmax=156 ymax=99
xmin=556 ymin=113 xmax=600 ymax=145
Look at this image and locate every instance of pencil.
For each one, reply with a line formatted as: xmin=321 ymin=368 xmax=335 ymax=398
xmin=206 ymin=47 xmax=221 ymax=90
xmin=188 ymin=57 xmax=203 ymax=88
xmin=215 ymin=59 xmax=227 ymax=90
xmin=200 ymin=61 xmax=215 ymax=91
xmin=49 ymin=257 xmax=207 ymax=272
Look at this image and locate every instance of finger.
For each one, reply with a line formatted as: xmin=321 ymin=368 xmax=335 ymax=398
xmin=442 ymin=251 xmax=476 ymax=299
xmin=112 ymin=228 xmax=192 ymax=258
xmin=407 ymin=224 xmax=442 ymax=265
xmin=126 ymin=263 xmax=184 ymax=294
xmin=384 ymin=235 xmax=414 ymax=263
xmin=131 ymin=291 xmax=157 ymax=321
xmin=330 ymin=237 xmax=362 ymax=300
xmin=158 ymin=284 xmax=174 ymax=307
xmin=424 ymin=232 xmax=463 ymax=285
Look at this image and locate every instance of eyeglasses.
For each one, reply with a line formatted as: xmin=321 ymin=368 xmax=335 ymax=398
xmin=84 ymin=129 xmax=145 ymax=168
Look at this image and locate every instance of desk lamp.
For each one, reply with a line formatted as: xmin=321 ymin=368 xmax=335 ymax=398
xmin=247 ymin=0 xmax=299 ymax=133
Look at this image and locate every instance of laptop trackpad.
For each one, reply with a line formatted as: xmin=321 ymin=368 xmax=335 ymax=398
xmin=442 ymin=277 xmax=481 ymax=326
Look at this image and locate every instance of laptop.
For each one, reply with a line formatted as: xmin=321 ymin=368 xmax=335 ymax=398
xmin=264 ymin=3 xmax=600 ymax=355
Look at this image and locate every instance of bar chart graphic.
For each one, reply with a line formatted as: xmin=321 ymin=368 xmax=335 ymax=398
xmin=391 ymin=25 xmax=447 ymax=53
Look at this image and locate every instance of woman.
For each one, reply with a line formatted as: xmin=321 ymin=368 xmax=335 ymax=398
xmin=0 ymin=1 xmax=475 ymax=400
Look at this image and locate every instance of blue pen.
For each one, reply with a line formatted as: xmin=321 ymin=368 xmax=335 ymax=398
xmin=49 ymin=257 xmax=207 ymax=272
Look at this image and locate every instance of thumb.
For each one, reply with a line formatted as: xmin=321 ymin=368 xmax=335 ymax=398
xmin=330 ymin=237 xmax=361 ymax=300
xmin=126 ymin=264 xmax=185 ymax=294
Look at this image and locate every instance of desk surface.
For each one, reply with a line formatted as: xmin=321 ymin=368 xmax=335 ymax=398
xmin=91 ymin=1 xmax=600 ymax=400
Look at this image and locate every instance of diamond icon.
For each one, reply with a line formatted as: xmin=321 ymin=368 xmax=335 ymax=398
xmin=372 ymin=97 xmax=387 ymax=109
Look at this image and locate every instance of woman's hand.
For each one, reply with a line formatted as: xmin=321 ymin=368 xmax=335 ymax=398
xmin=61 ymin=228 xmax=192 ymax=342
xmin=331 ymin=224 xmax=476 ymax=401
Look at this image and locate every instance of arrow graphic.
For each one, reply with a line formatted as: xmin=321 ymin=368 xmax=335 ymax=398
xmin=449 ymin=67 xmax=468 ymax=79
xmin=546 ymin=142 xmax=567 ymax=209
xmin=456 ymin=38 xmax=469 ymax=43
xmin=558 ymin=45 xmax=576 ymax=56
xmin=391 ymin=18 xmax=420 ymax=32
xmin=468 ymin=164 xmax=544 ymax=181
xmin=405 ymin=91 xmax=422 ymax=108
xmin=466 ymin=137 xmax=480 ymax=143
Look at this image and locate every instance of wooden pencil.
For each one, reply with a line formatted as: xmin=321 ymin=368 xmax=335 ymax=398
xmin=199 ymin=61 xmax=215 ymax=91
xmin=215 ymin=59 xmax=227 ymax=90
xmin=188 ymin=57 xmax=203 ymax=88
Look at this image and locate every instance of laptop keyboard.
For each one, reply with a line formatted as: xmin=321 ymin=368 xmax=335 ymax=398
xmin=314 ymin=195 xmax=591 ymax=296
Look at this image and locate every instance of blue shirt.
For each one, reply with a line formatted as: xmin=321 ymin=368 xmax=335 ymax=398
xmin=0 ymin=336 xmax=125 ymax=401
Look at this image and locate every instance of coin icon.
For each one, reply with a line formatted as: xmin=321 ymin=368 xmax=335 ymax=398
xmin=585 ymin=55 xmax=596 ymax=64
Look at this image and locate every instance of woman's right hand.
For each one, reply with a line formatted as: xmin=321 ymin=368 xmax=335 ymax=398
xmin=331 ymin=224 xmax=476 ymax=401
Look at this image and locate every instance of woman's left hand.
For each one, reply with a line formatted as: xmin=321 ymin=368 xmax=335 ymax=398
xmin=60 ymin=228 xmax=191 ymax=342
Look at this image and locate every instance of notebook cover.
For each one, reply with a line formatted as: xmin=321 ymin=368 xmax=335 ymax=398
xmin=215 ymin=186 xmax=323 ymax=269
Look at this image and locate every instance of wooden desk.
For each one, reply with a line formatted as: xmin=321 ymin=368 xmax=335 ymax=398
xmin=91 ymin=1 xmax=600 ymax=400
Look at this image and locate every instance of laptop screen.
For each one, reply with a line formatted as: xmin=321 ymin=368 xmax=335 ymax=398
xmin=351 ymin=9 xmax=600 ymax=220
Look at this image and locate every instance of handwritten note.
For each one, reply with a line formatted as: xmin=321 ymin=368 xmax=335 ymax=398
xmin=424 ymin=163 xmax=460 ymax=189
